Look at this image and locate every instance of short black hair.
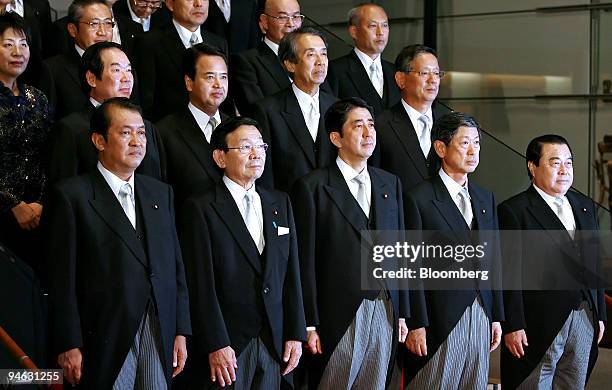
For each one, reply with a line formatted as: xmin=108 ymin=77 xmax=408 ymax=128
xmin=0 ymin=12 xmax=31 ymax=45
xmin=90 ymin=97 xmax=142 ymax=139
xmin=278 ymin=26 xmax=327 ymax=72
xmin=80 ymin=41 xmax=125 ymax=95
xmin=68 ymin=0 xmax=108 ymax=25
xmin=325 ymin=97 xmax=374 ymax=137
xmin=525 ymin=134 xmax=573 ymax=179
xmin=181 ymin=42 xmax=227 ymax=81
xmin=428 ymin=112 xmax=481 ymax=172
xmin=210 ymin=117 xmax=263 ymax=153
xmin=394 ymin=44 xmax=437 ymax=72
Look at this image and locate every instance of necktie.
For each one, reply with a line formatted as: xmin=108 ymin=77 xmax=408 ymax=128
xmin=369 ymin=62 xmax=384 ymax=98
xmin=244 ymin=192 xmax=264 ymax=254
xmin=418 ymin=115 xmax=431 ymax=157
xmin=216 ymin=0 xmax=231 ymax=23
xmin=352 ymin=173 xmax=369 ymax=218
xmin=306 ymin=100 xmax=319 ymax=142
xmin=204 ymin=116 xmax=217 ymax=143
xmin=554 ymin=197 xmax=575 ymax=239
xmin=119 ymin=183 xmax=136 ymax=229
xmin=189 ymin=32 xmax=200 ymax=47
xmin=457 ymin=187 xmax=473 ymax=228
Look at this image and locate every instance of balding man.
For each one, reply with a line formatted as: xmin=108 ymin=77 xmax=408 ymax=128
xmin=327 ymin=3 xmax=399 ymax=116
xmin=230 ymin=0 xmax=302 ymax=117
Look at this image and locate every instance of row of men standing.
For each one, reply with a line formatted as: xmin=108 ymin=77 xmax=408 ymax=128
xmin=5 ymin=0 xmax=606 ymax=389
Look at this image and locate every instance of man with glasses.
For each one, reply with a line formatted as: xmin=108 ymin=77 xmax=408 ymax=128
xmin=113 ymin=0 xmax=172 ymax=32
xmin=498 ymin=134 xmax=606 ymax=389
xmin=135 ymin=0 xmax=228 ymax=121
xmin=371 ymin=44 xmax=452 ymax=197
xmin=179 ymin=117 xmax=307 ymax=389
xmin=230 ymin=0 xmax=304 ymax=117
xmin=156 ymin=43 xmax=230 ymax=209
xmin=203 ymin=0 xmax=259 ymax=54
xmin=328 ymin=3 xmax=400 ymax=116
xmin=41 ymin=0 xmax=116 ymax=119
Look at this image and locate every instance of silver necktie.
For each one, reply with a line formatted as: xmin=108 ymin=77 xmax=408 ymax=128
xmin=352 ymin=173 xmax=369 ymax=218
xmin=306 ymin=100 xmax=319 ymax=142
xmin=418 ymin=115 xmax=431 ymax=158
xmin=244 ymin=192 xmax=264 ymax=254
xmin=369 ymin=62 xmax=384 ymax=98
xmin=458 ymin=187 xmax=473 ymax=229
xmin=554 ymin=197 xmax=575 ymax=239
xmin=204 ymin=116 xmax=217 ymax=143
xmin=119 ymin=183 xmax=136 ymax=229
xmin=189 ymin=32 xmax=200 ymax=47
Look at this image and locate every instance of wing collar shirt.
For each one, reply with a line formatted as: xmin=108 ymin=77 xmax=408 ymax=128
xmin=263 ymin=37 xmax=279 ymax=56
xmin=532 ymin=184 xmax=576 ymax=231
xmin=336 ymin=156 xmax=371 ymax=211
xmin=173 ymin=19 xmax=202 ymax=48
xmin=222 ymin=175 xmax=264 ymax=239
xmin=292 ymin=83 xmax=319 ymax=140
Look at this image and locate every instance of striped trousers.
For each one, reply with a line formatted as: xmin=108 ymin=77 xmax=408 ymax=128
xmin=517 ymin=301 xmax=594 ymax=390
xmin=113 ymin=303 xmax=167 ymax=390
xmin=318 ymin=291 xmax=394 ymax=390
xmin=408 ymin=297 xmax=490 ymax=390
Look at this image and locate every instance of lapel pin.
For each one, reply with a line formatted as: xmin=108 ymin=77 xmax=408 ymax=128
xmin=383 ymin=193 xmax=388 ymax=199
xmin=582 ymin=208 xmax=587 ymax=212
xmin=153 ymin=204 xmax=159 ymax=209
xmin=481 ymin=209 xmax=486 ymax=214
xmin=273 ymin=209 xmax=278 ymax=215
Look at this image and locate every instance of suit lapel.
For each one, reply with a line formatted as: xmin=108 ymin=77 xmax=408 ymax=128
xmin=323 ymin=165 xmax=370 ymax=239
xmin=469 ymin=183 xmax=492 ymax=230
xmin=388 ymin=103 xmax=428 ymax=178
xmin=431 ymin=176 xmax=471 ymax=240
xmin=256 ymin=43 xmax=290 ymax=89
xmin=134 ymin=176 xmax=164 ymax=270
xmin=315 ymin=92 xmax=336 ymax=168
xmin=65 ymin=50 xmax=82 ymax=88
xmin=346 ymin=51 xmax=382 ymax=107
xmin=162 ymin=28 xmax=186 ymax=70
xmin=567 ymin=191 xmax=593 ymax=230
xmin=281 ymin=91 xmax=316 ymax=167
xmin=259 ymin=187 xmax=280 ymax=282
xmin=370 ymin=168 xmax=392 ymax=230
xmin=88 ymin=171 xmax=148 ymax=268
xmin=175 ymin=108 xmax=220 ymax=181
xmin=382 ymin=60 xmax=398 ymax=106
xmin=211 ymin=184 xmax=262 ymax=274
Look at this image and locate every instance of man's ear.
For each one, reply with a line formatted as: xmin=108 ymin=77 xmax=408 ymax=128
xmin=91 ymin=132 xmax=106 ymax=152
xmin=432 ymin=140 xmax=446 ymax=159
xmin=394 ymin=71 xmax=405 ymax=90
xmin=86 ymin=70 xmax=97 ymax=89
xmin=67 ymin=23 xmax=78 ymax=40
xmin=527 ymin=161 xmax=536 ymax=179
xmin=165 ymin=0 xmax=175 ymax=13
xmin=184 ymin=75 xmax=193 ymax=93
xmin=258 ymin=13 xmax=268 ymax=35
xmin=329 ymin=131 xmax=342 ymax=149
xmin=348 ymin=25 xmax=358 ymax=42
xmin=284 ymin=59 xmax=296 ymax=75
xmin=212 ymin=149 xmax=226 ymax=169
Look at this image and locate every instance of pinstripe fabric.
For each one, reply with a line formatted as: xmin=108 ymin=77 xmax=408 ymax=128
xmin=318 ymin=290 xmax=394 ymax=390
xmin=408 ymin=297 xmax=490 ymax=390
xmin=217 ymin=337 xmax=280 ymax=390
xmin=517 ymin=301 xmax=594 ymax=390
xmin=113 ymin=303 xmax=167 ymax=390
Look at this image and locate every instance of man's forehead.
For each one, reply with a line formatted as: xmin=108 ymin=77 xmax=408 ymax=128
xmin=541 ymin=143 xmax=572 ymax=157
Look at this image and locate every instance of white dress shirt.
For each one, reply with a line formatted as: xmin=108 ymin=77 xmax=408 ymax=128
xmin=438 ymin=168 xmax=471 ymax=216
xmin=292 ymin=83 xmax=320 ymax=142
xmin=533 ymin=184 xmax=576 ymax=232
xmin=223 ymin=175 xmax=265 ymax=248
xmin=5 ymin=0 xmax=24 ymax=17
xmin=127 ymin=0 xmax=152 ymax=31
xmin=188 ymin=102 xmax=221 ymax=143
xmin=263 ymin=37 xmax=280 ymax=56
xmin=401 ymin=99 xmax=433 ymax=155
xmin=336 ymin=156 xmax=371 ymax=213
xmin=173 ymin=19 xmax=202 ymax=48
xmin=97 ymin=161 xmax=136 ymax=220
xmin=75 ymin=44 xmax=85 ymax=57
xmin=354 ymin=47 xmax=384 ymax=96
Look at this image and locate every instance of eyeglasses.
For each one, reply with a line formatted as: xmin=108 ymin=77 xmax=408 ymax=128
xmin=405 ymin=69 xmax=446 ymax=79
xmin=80 ymin=19 xmax=115 ymax=31
xmin=265 ymin=14 xmax=305 ymax=24
xmin=547 ymin=159 xmax=573 ymax=169
xmin=227 ymin=143 xmax=269 ymax=154
xmin=134 ymin=0 xmax=163 ymax=9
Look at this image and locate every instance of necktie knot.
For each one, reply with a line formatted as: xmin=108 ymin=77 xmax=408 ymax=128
xmin=554 ymin=197 xmax=564 ymax=209
xmin=353 ymin=173 xmax=366 ymax=186
xmin=189 ymin=32 xmax=199 ymax=47
xmin=119 ymin=182 xmax=133 ymax=199
xmin=119 ymin=182 xmax=136 ymax=229
xmin=458 ymin=187 xmax=473 ymax=228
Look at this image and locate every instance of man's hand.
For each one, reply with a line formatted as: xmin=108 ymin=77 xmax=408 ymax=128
xmin=172 ymin=335 xmax=187 ymax=378
xmin=405 ymin=327 xmax=427 ymax=356
xmin=306 ymin=330 xmax=322 ymax=354
xmin=282 ymin=340 xmax=302 ymax=375
xmin=490 ymin=321 xmax=502 ymax=352
xmin=209 ymin=346 xmax=237 ymax=387
xmin=57 ymin=348 xmax=82 ymax=386
xmin=398 ymin=318 xmax=408 ymax=343
xmin=11 ymin=202 xmax=41 ymax=230
xmin=598 ymin=321 xmax=605 ymax=344
xmin=504 ymin=329 xmax=528 ymax=358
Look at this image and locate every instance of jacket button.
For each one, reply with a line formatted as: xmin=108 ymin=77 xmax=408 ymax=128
xmin=263 ymin=287 xmax=270 ymax=294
